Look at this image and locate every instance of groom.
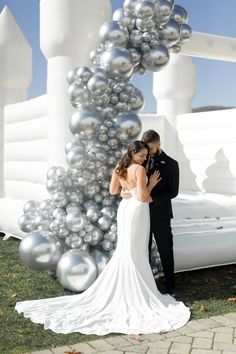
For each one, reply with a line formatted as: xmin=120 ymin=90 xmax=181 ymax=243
xmin=142 ymin=130 xmax=179 ymax=296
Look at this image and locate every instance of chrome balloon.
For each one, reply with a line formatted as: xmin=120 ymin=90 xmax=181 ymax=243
xmin=18 ymin=213 xmax=36 ymax=233
xmin=56 ymin=249 xmax=98 ymax=292
xmin=180 ymin=23 xmax=192 ymax=43
xmin=100 ymin=46 xmax=134 ymax=80
xmin=84 ymin=226 xmax=103 ymax=246
xmin=65 ymin=233 xmax=84 ymax=248
xmin=19 ymin=230 xmax=63 ymax=271
xmin=87 ymin=75 xmax=109 ymax=96
xmin=142 ymin=45 xmax=169 ymax=71
xmin=69 ymin=111 xmax=102 ymax=140
xmin=66 ymin=211 xmax=87 ymax=232
xmin=91 ymin=249 xmax=110 ymax=274
xmin=67 ymin=67 xmax=78 ymax=85
xmin=113 ymin=8 xmax=135 ymax=31
xmin=99 ymin=20 xmax=129 ymax=48
xmin=76 ymin=66 xmax=93 ymax=84
xmin=23 ymin=200 xmax=39 ymax=214
xmin=66 ymin=146 xmax=87 ymax=169
xmin=68 ymin=83 xmax=90 ymax=106
xmin=114 ymin=112 xmax=142 ymax=143
xmin=160 ymin=19 xmax=180 ymax=48
xmin=172 ymin=4 xmax=188 ymax=25
xmin=101 ymin=207 xmax=117 ymax=220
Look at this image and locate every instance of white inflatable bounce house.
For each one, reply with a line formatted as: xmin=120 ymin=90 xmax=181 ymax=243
xmin=0 ymin=0 xmax=236 ymax=272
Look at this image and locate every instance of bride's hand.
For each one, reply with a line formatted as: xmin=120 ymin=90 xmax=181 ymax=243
xmin=149 ymin=170 xmax=161 ymax=188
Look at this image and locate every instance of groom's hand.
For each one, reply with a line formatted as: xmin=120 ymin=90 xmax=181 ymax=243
xmin=120 ymin=188 xmax=132 ymax=199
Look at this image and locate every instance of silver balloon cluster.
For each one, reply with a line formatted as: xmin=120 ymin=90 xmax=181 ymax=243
xmin=89 ymin=0 xmax=192 ymax=75
xmin=18 ymin=0 xmax=192 ymax=293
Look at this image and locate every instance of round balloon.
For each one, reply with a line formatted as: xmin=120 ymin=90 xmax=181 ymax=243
xmin=19 ymin=230 xmax=63 ymax=271
xmin=56 ymin=249 xmax=98 ymax=292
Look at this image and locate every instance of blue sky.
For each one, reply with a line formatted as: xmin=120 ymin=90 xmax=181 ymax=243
xmin=1 ymin=0 xmax=236 ymax=112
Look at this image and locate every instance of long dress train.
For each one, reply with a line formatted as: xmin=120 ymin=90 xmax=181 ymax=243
xmin=15 ymin=188 xmax=190 ymax=335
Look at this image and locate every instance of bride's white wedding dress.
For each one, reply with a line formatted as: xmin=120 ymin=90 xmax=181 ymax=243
xmin=15 ymin=187 xmax=190 ymax=335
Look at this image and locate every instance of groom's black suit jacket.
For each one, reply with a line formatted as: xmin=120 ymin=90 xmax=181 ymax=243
xmin=147 ymin=151 xmax=179 ymax=221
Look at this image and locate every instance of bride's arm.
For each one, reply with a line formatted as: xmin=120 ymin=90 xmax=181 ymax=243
xmin=109 ymin=170 xmax=121 ymax=195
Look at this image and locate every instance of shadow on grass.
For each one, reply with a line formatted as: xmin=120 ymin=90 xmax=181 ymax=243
xmin=1 ymin=237 xmax=236 ymax=354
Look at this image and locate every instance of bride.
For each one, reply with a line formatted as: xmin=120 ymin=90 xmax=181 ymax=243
xmin=15 ymin=140 xmax=190 ymax=335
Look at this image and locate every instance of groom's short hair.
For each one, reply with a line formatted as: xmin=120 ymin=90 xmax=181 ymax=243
xmin=142 ymin=130 xmax=160 ymax=143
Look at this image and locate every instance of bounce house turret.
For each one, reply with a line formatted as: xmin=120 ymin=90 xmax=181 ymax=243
xmin=153 ymin=54 xmax=196 ymax=158
xmin=40 ymin=0 xmax=112 ymax=167
xmin=0 ymin=6 xmax=32 ymax=102
xmin=0 ymin=6 xmax=32 ymax=198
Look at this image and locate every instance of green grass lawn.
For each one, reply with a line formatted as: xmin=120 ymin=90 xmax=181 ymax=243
xmin=1 ymin=236 xmax=236 ymax=354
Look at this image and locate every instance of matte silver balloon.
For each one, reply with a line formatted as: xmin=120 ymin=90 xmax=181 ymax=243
xmin=99 ymin=20 xmax=129 ymax=47
xmin=91 ymin=249 xmax=109 ymax=274
xmin=76 ymin=66 xmax=93 ymax=84
xmin=69 ymin=111 xmax=102 ymax=140
xmin=18 ymin=213 xmax=36 ymax=233
xmin=87 ymin=75 xmax=109 ymax=96
xmin=172 ymin=4 xmax=188 ymax=25
xmin=86 ymin=206 xmax=101 ymax=223
xmin=114 ymin=112 xmax=142 ymax=142
xmin=160 ymin=19 xmax=180 ymax=47
xmin=19 ymin=230 xmax=63 ymax=271
xmin=56 ymin=249 xmax=98 ymax=292
xmin=180 ymin=23 xmax=192 ymax=43
xmin=23 ymin=200 xmax=39 ymax=214
xmin=100 ymin=46 xmax=134 ymax=80
xmin=66 ymin=146 xmax=87 ymax=169
xmin=142 ymin=45 xmax=169 ymax=71
xmin=67 ymin=67 xmax=78 ymax=85
xmin=66 ymin=211 xmax=87 ymax=232
xmin=65 ymin=233 xmax=84 ymax=248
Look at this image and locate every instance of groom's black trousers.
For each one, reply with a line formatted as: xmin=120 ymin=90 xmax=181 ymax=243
xmin=148 ymin=219 xmax=175 ymax=288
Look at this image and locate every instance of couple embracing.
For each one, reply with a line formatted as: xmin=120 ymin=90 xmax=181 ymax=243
xmin=15 ymin=130 xmax=190 ymax=335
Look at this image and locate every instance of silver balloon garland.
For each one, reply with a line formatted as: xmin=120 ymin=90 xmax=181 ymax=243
xmin=18 ymin=0 xmax=191 ymax=292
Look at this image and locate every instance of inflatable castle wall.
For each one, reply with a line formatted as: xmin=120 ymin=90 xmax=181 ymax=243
xmin=0 ymin=1 xmax=236 ymax=271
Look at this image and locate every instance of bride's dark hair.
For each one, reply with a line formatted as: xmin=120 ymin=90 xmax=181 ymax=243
xmin=115 ymin=140 xmax=149 ymax=180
